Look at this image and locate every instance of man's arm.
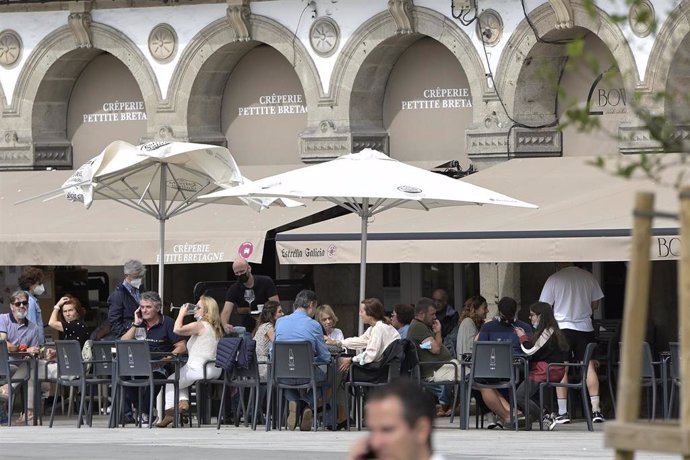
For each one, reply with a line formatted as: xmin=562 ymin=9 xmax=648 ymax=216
xmin=221 ymin=301 xmax=235 ymax=333
xmin=312 ymin=322 xmax=331 ymax=363
xmin=429 ymin=319 xmax=443 ymax=354
xmin=171 ymin=340 xmax=187 ymax=356
xmin=592 ymin=299 xmax=601 ymax=311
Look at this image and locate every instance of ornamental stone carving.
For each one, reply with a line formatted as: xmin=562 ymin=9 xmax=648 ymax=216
xmin=310 ymin=17 xmax=340 ymax=57
xmin=476 ymin=9 xmax=503 ymax=47
xmin=0 ymin=31 xmax=21 ymax=67
xmin=549 ymin=0 xmax=574 ymax=29
xmin=226 ymin=0 xmax=251 ymax=42
xmin=149 ymin=24 xmax=177 ymax=63
xmin=388 ymin=0 xmax=414 ymax=35
xmin=68 ymin=13 xmax=92 ymax=48
xmin=629 ymin=0 xmax=655 ymax=38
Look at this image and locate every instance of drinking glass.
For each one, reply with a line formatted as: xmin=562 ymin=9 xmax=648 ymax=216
xmin=244 ymin=289 xmax=255 ymax=308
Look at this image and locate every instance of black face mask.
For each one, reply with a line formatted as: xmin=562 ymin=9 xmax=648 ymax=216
xmin=238 ymin=273 xmax=249 ymax=283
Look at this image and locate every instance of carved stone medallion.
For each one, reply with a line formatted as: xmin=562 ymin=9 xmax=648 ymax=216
xmin=476 ymin=9 xmax=503 ymax=47
xmin=309 ymin=17 xmax=340 ymax=57
xmin=0 ymin=31 xmax=21 ymax=67
xmin=148 ymin=24 xmax=177 ymax=63
xmin=629 ymin=0 xmax=655 ymax=38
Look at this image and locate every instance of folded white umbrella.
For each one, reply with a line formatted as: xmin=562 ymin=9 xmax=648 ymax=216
xmin=201 ymin=149 xmax=537 ymax=332
xmin=17 ymin=140 xmax=300 ymax=296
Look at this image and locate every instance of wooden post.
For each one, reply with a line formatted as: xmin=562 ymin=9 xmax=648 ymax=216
xmin=679 ymin=187 xmax=690 ymax=460
xmin=614 ymin=192 xmax=655 ymax=460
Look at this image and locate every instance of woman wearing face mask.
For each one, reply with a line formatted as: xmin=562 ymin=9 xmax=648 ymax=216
xmin=158 ymin=295 xmax=223 ymax=427
xmin=514 ymin=301 xmax=570 ymax=430
xmin=18 ymin=267 xmax=46 ymax=344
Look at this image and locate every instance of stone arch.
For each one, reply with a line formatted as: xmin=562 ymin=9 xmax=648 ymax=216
xmin=330 ymin=7 xmax=487 ymax=130
xmin=10 ymin=22 xmax=160 ymax=146
xmin=167 ymin=14 xmax=322 ymax=142
xmin=645 ymin=1 xmax=690 ymax=121
xmin=495 ymin=1 xmax=639 ymax=123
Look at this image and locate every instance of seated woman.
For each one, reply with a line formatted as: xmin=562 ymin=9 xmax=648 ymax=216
xmin=253 ymin=300 xmax=284 ymax=382
xmin=48 ymin=294 xmax=90 ymax=347
xmin=475 ymin=297 xmax=533 ymax=428
xmin=158 ymin=295 xmax=223 ymax=427
xmin=514 ymin=302 xmax=569 ymax=430
xmin=17 ymin=294 xmax=92 ymax=424
xmin=456 ymin=295 xmax=488 ymax=357
xmin=327 ymin=298 xmax=401 ymax=373
xmin=390 ymin=303 xmax=415 ymax=339
xmin=316 ymin=304 xmax=344 ymax=342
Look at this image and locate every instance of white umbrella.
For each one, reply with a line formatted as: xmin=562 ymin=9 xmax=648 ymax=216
xmin=17 ymin=140 xmax=299 ymax=296
xmin=201 ymin=149 xmax=537 ymax=332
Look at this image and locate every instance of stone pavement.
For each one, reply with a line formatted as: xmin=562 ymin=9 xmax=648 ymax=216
xmin=0 ymin=416 xmax=679 ymax=459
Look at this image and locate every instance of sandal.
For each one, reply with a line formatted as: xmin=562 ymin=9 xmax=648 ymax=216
xmin=14 ymin=411 xmax=33 ymax=424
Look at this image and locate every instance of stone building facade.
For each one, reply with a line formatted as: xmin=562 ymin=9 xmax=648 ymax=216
xmin=0 ymin=0 xmax=685 ymax=337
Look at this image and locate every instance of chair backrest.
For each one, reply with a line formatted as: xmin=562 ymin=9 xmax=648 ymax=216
xmin=669 ymin=342 xmax=680 ymax=381
xmin=91 ymin=341 xmax=117 ymax=378
xmin=593 ymin=319 xmax=621 ymax=359
xmin=55 ymin=340 xmax=86 ymax=380
xmin=620 ymin=341 xmax=655 ymax=379
xmin=0 ymin=341 xmax=11 ymax=379
xmin=471 ymin=341 xmax=513 ymax=380
xmin=271 ymin=341 xmax=315 ymax=381
xmin=115 ymin=341 xmax=153 ymax=378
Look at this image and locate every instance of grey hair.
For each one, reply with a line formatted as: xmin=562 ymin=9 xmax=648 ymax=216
xmin=293 ymin=290 xmax=318 ymax=310
xmin=10 ymin=289 xmax=28 ymax=304
xmin=124 ymin=259 xmax=146 ymax=276
xmin=140 ymin=291 xmax=162 ymax=309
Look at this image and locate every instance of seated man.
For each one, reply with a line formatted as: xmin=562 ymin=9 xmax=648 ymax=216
xmin=274 ymin=289 xmax=331 ymax=431
xmin=120 ymin=291 xmax=186 ymax=426
xmin=407 ymin=297 xmax=459 ymax=417
xmin=0 ymin=290 xmax=41 ymax=424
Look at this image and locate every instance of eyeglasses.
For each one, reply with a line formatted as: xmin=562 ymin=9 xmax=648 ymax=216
xmin=13 ymin=301 xmax=29 ymax=307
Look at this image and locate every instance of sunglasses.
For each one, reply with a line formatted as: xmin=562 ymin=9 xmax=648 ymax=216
xmin=13 ymin=301 xmax=29 ymax=307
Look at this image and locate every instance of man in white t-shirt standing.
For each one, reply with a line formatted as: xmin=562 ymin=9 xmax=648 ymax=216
xmin=540 ymin=262 xmax=605 ymax=425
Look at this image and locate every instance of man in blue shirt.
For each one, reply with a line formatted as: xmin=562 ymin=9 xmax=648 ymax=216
xmin=275 ymin=289 xmax=330 ymax=431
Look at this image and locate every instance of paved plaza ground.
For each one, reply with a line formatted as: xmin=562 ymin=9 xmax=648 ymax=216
xmin=0 ymin=415 xmax=681 ymax=459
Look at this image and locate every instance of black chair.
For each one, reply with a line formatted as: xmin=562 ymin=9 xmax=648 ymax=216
xmin=593 ymin=319 xmax=621 ymax=416
xmin=419 ymin=357 xmax=461 ymax=424
xmin=113 ymin=341 xmax=179 ymax=428
xmin=266 ymin=341 xmax=329 ymax=432
xmin=0 ymin=341 xmax=31 ymax=426
xmin=667 ymin=342 xmax=680 ymax=418
xmin=217 ymin=351 xmax=261 ymax=430
xmin=90 ymin=341 xmax=117 ymax=417
xmin=49 ymin=340 xmax=110 ymax=428
xmin=344 ymin=339 xmax=404 ymax=431
xmin=539 ymin=342 xmax=596 ymax=431
xmin=464 ymin=341 xmax=518 ymax=431
xmin=639 ymin=341 xmax=660 ymax=420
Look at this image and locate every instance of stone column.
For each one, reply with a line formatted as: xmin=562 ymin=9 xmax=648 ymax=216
xmin=479 ymin=262 xmax=521 ymax=318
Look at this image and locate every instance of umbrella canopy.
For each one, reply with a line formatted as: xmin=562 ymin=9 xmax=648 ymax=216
xmin=17 ymin=140 xmax=299 ymax=296
xmin=201 ymin=149 xmax=537 ymax=332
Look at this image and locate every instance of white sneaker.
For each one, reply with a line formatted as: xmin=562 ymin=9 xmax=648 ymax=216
xmin=140 ymin=413 xmax=158 ymax=428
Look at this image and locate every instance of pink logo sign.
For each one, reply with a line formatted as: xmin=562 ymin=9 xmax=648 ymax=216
xmin=327 ymin=244 xmax=337 ymax=258
xmin=238 ymin=242 xmax=254 ymax=259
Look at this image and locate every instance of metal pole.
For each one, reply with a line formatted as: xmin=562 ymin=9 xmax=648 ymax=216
xmin=358 ymin=197 xmax=369 ymax=335
xmin=158 ymin=165 xmax=167 ymax=302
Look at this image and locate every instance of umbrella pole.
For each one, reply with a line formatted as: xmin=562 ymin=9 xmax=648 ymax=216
xmin=358 ymin=198 xmax=369 ymax=335
xmin=158 ymin=166 xmax=167 ymax=302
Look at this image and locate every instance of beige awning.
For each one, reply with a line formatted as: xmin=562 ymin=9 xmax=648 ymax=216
xmin=1 ymin=165 xmax=329 ymax=266
xmin=275 ymin=156 xmax=681 ymax=263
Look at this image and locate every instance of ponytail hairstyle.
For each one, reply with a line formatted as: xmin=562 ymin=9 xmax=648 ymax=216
xmin=497 ymin=297 xmax=518 ymax=327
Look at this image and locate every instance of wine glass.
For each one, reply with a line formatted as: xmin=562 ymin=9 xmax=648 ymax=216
xmin=134 ymin=327 xmax=146 ymax=341
xmin=244 ymin=289 xmax=255 ymax=309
